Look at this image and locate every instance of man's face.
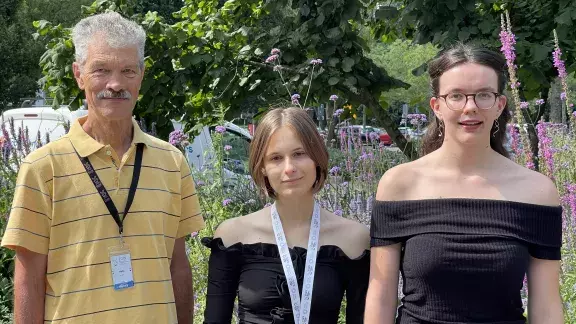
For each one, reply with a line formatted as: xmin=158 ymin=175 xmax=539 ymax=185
xmin=73 ymin=35 xmax=144 ymax=121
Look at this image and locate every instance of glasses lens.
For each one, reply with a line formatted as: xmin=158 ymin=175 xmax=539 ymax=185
xmin=475 ymin=92 xmax=496 ymax=109
xmin=445 ymin=93 xmax=466 ymax=110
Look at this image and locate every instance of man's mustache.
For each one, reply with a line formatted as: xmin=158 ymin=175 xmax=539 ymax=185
xmin=96 ymin=90 xmax=132 ymax=99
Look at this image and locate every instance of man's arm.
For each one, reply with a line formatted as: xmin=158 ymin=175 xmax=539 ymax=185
xmin=171 ymin=237 xmax=193 ymax=323
xmin=13 ymin=247 xmax=48 ymax=324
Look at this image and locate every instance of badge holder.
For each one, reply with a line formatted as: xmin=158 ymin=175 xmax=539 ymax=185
xmin=109 ymin=237 xmax=135 ymax=291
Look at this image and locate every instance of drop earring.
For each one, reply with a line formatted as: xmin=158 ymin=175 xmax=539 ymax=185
xmin=438 ymin=119 xmax=444 ymax=137
xmin=492 ymin=120 xmax=500 ymax=137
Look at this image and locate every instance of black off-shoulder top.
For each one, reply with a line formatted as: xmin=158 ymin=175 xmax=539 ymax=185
xmin=201 ymin=237 xmax=370 ymax=324
xmin=370 ymin=198 xmax=563 ymax=324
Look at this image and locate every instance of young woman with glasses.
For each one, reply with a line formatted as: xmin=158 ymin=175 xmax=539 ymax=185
xmin=365 ymin=44 xmax=564 ymax=324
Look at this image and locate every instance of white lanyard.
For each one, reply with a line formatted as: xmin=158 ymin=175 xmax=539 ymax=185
xmin=271 ymin=201 xmax=321 ymax=324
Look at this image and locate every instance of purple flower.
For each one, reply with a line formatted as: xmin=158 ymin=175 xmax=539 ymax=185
xmin=334 ymin=209 xmax=343 ymax=217
xmin=265 ymin=54 xmax=279 ymax=63
xmin=553 ymin=47 xmax=567 ymax=79
xmin=271 ymin=48 xmax=281 ymax=55
xmin=310 ymin=59 xmax=323 ymax=65
xmin=191 ymin=232 xmax=198 ymax=238
xmin=499 ymin=28 xmax=517 ymax=69
xmin=341 ymin=181 xmax=348 ymax=187
xmin=333 ymin=109 xmax=344 ymax=117
xmin=329 ymin=94 xmax=338 ymax=101
xmin=573 ymin=111 xmax=576 ymax=118
xmin=291 ymin=93 xmax=300 ymax=105
xmin=196 ymin=180 xmax=205 ymax=187
xmin=520 ymin=101 xmax=529 ymax=109
xmin=224 ymin=145 xmax=232 ymax=151
xmin=329 ymin=166 xmax=340 ymax=175
xmin=222 ymin=198 xmax=233 ymax=206
xmin=561 ymin=92 xmax=567 ymax=100
xmin=169 ymin=129 xmax=189 ymax=146
xmin=273 ymin=65 xmax=282 ymax=72
xmin=535 ymin=99 xmax=545 ymax=105
xmin=215 ymin=126 xmax=226 ymax=134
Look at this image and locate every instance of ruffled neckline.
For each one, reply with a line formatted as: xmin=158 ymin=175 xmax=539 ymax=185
xmin=201 ymin=237 xmax=370 ymax=262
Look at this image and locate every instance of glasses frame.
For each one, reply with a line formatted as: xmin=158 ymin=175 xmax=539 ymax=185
xmin=437 ymin=91 xmax=502 ymax=111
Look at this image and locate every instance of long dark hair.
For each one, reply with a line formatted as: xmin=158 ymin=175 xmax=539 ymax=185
xmin=421 ymin=43 xmax=511 ymax=158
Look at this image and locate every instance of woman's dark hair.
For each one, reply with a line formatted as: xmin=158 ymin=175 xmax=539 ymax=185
xmin=421 ymin=43 xmax=511 ymax=158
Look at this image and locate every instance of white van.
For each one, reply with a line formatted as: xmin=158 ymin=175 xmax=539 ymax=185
xmin=1 ymin=106 xmax=88 ymax=149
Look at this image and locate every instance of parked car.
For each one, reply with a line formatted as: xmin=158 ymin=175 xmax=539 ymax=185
xmin=371 ymin=127 xmax=393 ymax=146
xmin=339 ymin=125 xmax=393 ymax=145
xmin=171 ymin=120 xmax=252 ymax=178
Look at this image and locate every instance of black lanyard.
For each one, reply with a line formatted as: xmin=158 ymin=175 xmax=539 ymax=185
xmin=76 ymin=143 xmax=144 ymax=235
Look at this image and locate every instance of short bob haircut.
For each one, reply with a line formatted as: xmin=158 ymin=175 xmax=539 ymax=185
xmin=249 ymin=107 xmax=329 ymax=199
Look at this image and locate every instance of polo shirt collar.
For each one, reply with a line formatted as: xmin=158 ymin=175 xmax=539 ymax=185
xmin=68 ymin=116 xmax=152 ymax=157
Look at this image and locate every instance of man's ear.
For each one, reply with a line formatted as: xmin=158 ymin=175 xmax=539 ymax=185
xmin=72 ymin=62 xmax=85 ymax=90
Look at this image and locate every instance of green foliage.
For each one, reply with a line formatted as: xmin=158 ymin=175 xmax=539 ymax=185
xmin=0 ymin=0 xmax=44 ymax=110
xmin=367 ymin=39 xmax=438 ymax=110
xmin=368 ymin=0 xmax=576 ymax=101
xmin=35 ymin=0 xmax=415 ymax=156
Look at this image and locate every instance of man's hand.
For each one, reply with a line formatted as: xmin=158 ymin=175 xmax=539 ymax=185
xmin=13 ymin=247 xmax=48 ymax=324
xmin=171 ymin=238 xmax=193 ymax=323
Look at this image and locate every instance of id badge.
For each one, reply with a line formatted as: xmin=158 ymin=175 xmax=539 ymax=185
xmin=109 ymin=244 xmax=135 ymax=291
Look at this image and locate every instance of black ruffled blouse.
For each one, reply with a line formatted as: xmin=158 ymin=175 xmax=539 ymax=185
xmin=201 ymin=237 xmax=370 ymax=324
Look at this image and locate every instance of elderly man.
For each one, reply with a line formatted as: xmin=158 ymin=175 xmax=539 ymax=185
xmin=1 ymin=12 xmax=204 ymax=323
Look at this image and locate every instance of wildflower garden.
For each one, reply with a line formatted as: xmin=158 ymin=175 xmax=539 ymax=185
xmin=1 ymin=0 xmax=576 ymax=323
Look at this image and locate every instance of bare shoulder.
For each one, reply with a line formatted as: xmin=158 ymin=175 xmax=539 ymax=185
xmin=376 ymin=160 xmax=421 ymax=201
xmin=516 ymin=167 xmax=560 ymax=206
xmin=323 ymin=210 xmax=370 ymax=259
xmin=214 ymin=208 xmax=269 ymax=247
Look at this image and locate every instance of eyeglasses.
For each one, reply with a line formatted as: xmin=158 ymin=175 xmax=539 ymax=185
xmin=437 ymin=92 xmax=501 ymax=111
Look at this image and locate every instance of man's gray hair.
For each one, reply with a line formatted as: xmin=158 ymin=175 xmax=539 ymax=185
xmin=72 ymin=12 xmax=146 ymax=70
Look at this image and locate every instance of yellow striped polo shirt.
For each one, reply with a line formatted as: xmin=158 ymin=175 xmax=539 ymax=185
xmin=1 ymin=116 xmax=205 ymax=323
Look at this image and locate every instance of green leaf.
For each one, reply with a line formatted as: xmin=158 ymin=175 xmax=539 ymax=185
xmin=328 ymin=77 xmax=339 ymax=85
xmin=315 ymin=13 xmax=325 ymax=26
xmin=254 ymin=48 xmax=264 ymax=55
xmin=458 ymin=30 xmax=470 ymax=41
xmin=328 ymin=57 xmax=340 ymax=67
xmin=249 ymin=79 xmax=261 ymax=91
xmin=555 ymin=11 xmax=572 ymax=25
xmin=239 ymin=45 xmax=251 ymax=54
xmin=342 ymin=57 xmax=355 ymax=72
xmin=478 ymin=19 xmax=493 ymax=34
xmin=181 ymin=53 xmax=202 ymax=67
xmin=346 ymin=76 xmax=357 ymax=85
xmin=239 ymin=77 xmax=249 ymax=86
xmin=531 ymin=44 xmax=550 ymax=62
xmin=301 ymin=4 xmax=310 ymax=16
xmin=326 ymin=27 xmax=341 ymax=39
xmin=446 ymin=0 xmax=458 ymax=10
xmin=375 ymin=6 xmax=398 ymax=20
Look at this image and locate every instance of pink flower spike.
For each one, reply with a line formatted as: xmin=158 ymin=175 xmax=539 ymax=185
xmin=271 ymin=48 xmax=281 ymax=55
xmin=265 ymin=54 xmax=279 ymax=63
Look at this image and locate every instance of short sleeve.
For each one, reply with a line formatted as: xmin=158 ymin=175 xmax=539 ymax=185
xmin=370 ymin=201 xmax=405 ymax=247
xmin=176 ymin=155 xmax=205 ymax=238
xmin=345 ymin=251 xmax=370 ymax=323
xmin=202 ymin=237 xmax=242 ymax=324
xmin=1 ymin=161 xmax=53 ymax=255
xmin=528 ymin=244 xmax=561 ymax=260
